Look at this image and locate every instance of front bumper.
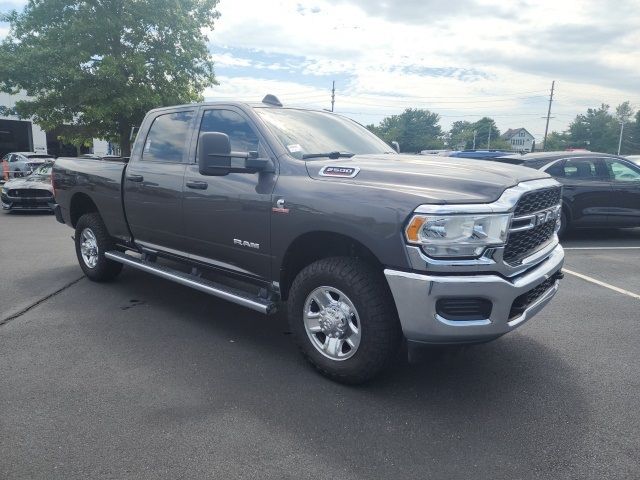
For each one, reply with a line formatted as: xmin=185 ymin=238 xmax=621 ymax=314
xmin=385 ymin=244 xmax=564 ymax=343
xmin=53 ymin=203 xmax=65 ymax=223
xmin=1 ymin=193 xmax=54 ymax=211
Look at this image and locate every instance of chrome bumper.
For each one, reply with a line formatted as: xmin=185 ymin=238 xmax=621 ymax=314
xmin=385 ymin=244 xmax=564 ymax=343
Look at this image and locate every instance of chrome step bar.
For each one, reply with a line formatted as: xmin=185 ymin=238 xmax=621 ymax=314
xmin=104 ymin=251 xmax=277 ymax=314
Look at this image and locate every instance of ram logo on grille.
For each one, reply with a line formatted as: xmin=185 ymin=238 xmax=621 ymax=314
xmin=535 ymin=208 xmax=559 ymax=226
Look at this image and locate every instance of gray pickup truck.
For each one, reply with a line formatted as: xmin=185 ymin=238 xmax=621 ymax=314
xmin=52 ymin=95 xmax=564 ymax=383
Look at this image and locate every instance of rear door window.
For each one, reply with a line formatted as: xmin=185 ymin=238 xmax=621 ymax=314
xmin=142 ymin=111 xmax=195 ymax=163
xmin=606 ymin=159 xmax=640 ymax=182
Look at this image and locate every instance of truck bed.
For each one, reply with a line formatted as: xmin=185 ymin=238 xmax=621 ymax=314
xmin=53 ymin=156 xmax=131 ymax=241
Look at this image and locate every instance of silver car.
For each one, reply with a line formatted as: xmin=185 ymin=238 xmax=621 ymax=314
xmin=1 ymin=151 xmax=55 ymax=180
xmin=1 ymin=163 xmax=55 ymax=212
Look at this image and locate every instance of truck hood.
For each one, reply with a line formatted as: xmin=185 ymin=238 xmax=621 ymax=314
xmin=305 ymin=154 xmax=549 ymax=204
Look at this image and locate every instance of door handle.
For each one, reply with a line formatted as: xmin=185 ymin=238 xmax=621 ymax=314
xmin=126 ymin=174 xmax=144 ymax=182
xmin=186 ymin=180 xmax=208 ymax=190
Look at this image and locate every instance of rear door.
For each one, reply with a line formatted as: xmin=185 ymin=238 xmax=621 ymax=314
xmin=604 ymin=157 xmax=640 ymax=227
xmin=547 ymin=157 xmax=612 ymax=226
xmin=181 ymin=107 xmax=277 ymax=279
xmin=124 ymin=108 xmax=197 ymax=252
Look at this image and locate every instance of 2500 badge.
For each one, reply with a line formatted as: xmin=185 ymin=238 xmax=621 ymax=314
xmin=319 ymin=166 xmax=360 ymax=178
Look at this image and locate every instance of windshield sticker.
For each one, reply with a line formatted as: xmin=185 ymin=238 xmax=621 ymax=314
xmin=319 ymin=166 xmax=360 ymax=178
xmin=287 ymin=144 xmax=302 ymax=153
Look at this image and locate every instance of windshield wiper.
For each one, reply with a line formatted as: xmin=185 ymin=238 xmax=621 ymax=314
xmin=302 ymin=151 xmax=355 ymax=160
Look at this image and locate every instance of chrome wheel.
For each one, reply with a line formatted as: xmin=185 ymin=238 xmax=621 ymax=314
xmin=80 ymin=228 xmax=99 ymax=268
xmin=303 ymin=286 xmax=361 ymax=361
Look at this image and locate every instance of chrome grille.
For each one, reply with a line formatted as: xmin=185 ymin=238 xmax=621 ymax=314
xmin=504 ymin=221 xmax=555 ymax=264
xmin=513 ymin=187 xmax=561 ymax=216
xmin=504 ymin=186 xmax=562 ymax=265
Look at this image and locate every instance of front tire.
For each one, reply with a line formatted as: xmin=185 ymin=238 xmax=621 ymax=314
xmin=557 ymin=209 xmax=568 ymax=238
xmin=74 ymin=213 xmax=123 ymax=282
xmin=287 ymin=257 xmax=402 ymax=384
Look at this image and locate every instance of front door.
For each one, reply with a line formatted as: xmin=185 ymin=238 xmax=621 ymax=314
xmin=182 ymin=107 xmax=277 ymax=279
xmin=549 ymin=157 xmax=612 ymax=226
xmin=605 ymin=157 xmax=640 ymax=227
xmin=124 ymin=109 xmax=196 ymax=252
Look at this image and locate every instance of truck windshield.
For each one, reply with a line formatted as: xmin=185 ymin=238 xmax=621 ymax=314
xmin=255 ymin=107 xmax=395 ymax=159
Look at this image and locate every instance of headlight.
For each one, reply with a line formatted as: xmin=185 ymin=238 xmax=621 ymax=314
xmin=405 ymin=213 xmax=511 ymax=258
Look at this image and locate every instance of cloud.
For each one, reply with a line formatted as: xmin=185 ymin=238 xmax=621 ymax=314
xmin=324 ymin=0 xmax=517 ymax=23
xmin=2 ymin=0 xmax=639 ymax=139
xmin=211 ymin=52 xmax=252 ymax=68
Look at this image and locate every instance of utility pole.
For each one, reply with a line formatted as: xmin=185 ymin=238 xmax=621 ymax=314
xmin=331 ymin=80 xmax=335 ymax=112
xmin=542 ymin=80 xmax=555 ymax=151
xmin=487 ymin=129 xmax=491 ymax=149
xmin=472 ymin=130 xmax=476 ymax=149
xmin=617 ymin=121 xmax=625 ymax=155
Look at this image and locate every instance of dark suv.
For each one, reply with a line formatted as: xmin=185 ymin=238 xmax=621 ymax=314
xmin=495 ymin=151 xmax=640 ymax=235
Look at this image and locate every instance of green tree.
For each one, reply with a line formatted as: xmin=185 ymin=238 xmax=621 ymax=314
xmin=543 ymin=131 xmax=570 ymax=151
xmin=372 ymin=108 xmax=445 ymax=152
xmin=628 ymin=111 xmax=640 ymax=154
xmin=470 ymin=117 xmax=507 ymax=149
xmin=0 ymin=0 xmax=219 ymax=154
xmin=447 ymin=120 xmax=475 ymax=149
xmin=568 ymin=104 xmax=619 ymax=153
xmin=614 ymin=101 xmax=635 ymax=155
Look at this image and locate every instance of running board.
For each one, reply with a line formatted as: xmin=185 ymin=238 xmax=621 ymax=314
xmin=104 ymin=251 xmax=277 ymax=314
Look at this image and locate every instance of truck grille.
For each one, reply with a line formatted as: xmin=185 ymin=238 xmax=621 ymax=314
xmin=503 ymin=186 xmax=561 ymax=265
xmin=513 ymin=187 xmax=562 ymax=216
xmin=8 ymin=189 xmax=52 ymax=198
xmin=504 ymin=221 xmax=556 ymax=264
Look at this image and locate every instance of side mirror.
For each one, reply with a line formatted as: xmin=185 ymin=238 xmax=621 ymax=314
xmin=198 ymin=131 xmax=275 ymax=176
xmin=391 ymin=141 xmax=400 ymax=153
xmin=199 ymin=132 xmax=232 ymax=176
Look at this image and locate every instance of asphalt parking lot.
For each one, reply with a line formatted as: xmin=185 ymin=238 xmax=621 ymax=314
xmin=1 ymin=212 xmax=639 ymax=480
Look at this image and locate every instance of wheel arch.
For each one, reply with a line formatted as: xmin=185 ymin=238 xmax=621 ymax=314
xmin=70 ymin=192 xmax=99 ymax=227
xmin=279 ymin=231 xmax=383 ymax=301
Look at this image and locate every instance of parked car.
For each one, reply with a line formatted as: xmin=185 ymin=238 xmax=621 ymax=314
xmin=52 ymin=96 xmax=564 ymax=383
xmin=1 ymin=162 xmax=55 ymax=212
xmin=626 ymin=155 xmax=640 ymax=166
xmin=1 ymin=152 xmax=55 ymax=180
xmin=493 ymin=151 xmax=640 ymax=236
xmin=449 ymin=149 xmax=514 ymax=159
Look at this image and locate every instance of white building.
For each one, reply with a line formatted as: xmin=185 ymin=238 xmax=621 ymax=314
xmin=502 ymin=128 xmax=535 ymax=152
xmin=0 ymin=92 xmax=48 ymax=155
xmin=0 ymin=91 xmax=116 ymax=157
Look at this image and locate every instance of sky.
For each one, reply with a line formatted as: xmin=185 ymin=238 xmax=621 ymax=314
xmin=2 ymin=0 xmax=640 ymax=142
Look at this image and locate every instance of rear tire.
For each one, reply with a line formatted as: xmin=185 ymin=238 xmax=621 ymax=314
xmin=287 ymin=257 xmax=402 ymax=384
xmin=74 ymin=213 xmax=123 ymax=282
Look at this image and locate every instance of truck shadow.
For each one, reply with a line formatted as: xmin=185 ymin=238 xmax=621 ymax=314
xmin=85 ymin=267 xmax=589 ymax=478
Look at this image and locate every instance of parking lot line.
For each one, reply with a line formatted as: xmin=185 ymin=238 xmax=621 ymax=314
xmin=564 ymin=246 xmax=640 ymax=250
xmin=563 ymin=268 xmax=640 ymax=300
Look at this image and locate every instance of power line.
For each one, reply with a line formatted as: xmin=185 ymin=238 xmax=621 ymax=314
xmin=324 ymin=96 xmax=548 ymax=107
xmin=341 ymin=89 xmax=550 ymax=100
xmin=335 ymin=110 xmax=553 ymax=118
